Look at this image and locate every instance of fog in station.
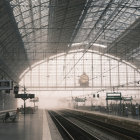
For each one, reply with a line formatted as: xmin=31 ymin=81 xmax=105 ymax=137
xmin=0 ymin=0 xmax=140 ymax=139
xmin=17 ymin=89 xmax=140 ymax=109
xmin=17 ymin=91 xmax=67 ymax=109
xmin=17 ymin=50 xmax=140 ymax=110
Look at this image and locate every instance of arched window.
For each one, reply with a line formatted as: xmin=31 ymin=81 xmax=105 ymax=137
xmin=19 ymin=50 xmax=140 ymax=90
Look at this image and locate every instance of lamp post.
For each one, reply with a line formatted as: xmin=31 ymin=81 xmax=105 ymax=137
xmin=23 ymin=86 xmax=26 ymax=116
xmin=15 ymin=86 xmax=35 ymax=116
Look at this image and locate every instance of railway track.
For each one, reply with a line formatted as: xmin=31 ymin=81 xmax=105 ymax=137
xmin=48 ymin=110 xmax=100 ymax=140
xmin=60 ymin=110 xmax=140 ymax=140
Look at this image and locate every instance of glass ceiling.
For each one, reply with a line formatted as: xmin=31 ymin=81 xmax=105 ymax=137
xmin=10 ymin=0 xmax=49 ymax=51
xmin=73 ymin=0 xmax=140 ymax=46
xmin=9 ymin=0 xmax=140 ymax=67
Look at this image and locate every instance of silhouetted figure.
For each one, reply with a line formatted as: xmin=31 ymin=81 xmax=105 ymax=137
xmin=3 ymin=112 xmax=10 ymax=123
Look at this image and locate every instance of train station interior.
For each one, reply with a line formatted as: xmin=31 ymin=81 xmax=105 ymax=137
xmin=0 ymin=0 xmax=140 ymax=139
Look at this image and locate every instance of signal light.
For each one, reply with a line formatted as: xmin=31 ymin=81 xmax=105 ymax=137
xmin=14 ymin=86 xmax=19 ymax=94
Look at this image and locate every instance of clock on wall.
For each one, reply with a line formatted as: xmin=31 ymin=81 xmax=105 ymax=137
xmin=79 ymin=72 xmax=89 ymax=87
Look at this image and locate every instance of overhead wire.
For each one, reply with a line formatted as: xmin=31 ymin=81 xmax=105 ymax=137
xmin=63 ymin=0 xmax=129 ymax=80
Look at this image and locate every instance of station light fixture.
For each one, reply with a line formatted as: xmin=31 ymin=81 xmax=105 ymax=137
xmin=93 ymin=43 xmax=107 ymax=48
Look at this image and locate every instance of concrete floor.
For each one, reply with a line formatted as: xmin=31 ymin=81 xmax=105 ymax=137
xmin=0 ymin=110 xmax=50 ymax=140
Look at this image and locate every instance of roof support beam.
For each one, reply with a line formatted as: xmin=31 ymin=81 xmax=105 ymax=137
xmin=0 ymin=0 xmax=30 ymax=81
xmin=69 ymin=0 xmax=93 ymax=48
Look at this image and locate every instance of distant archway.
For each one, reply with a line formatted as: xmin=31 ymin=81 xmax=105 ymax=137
xmin=19 ymin=49 xmax=140 ymax=91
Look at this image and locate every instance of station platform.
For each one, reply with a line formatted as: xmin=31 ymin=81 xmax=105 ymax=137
xmin=0 ymin=109 xmax=62 ymax=140
xmin=65 ymin=108 xmax=140 ymax=133
xmin=1 ymin=108 xmax=140 ymax=140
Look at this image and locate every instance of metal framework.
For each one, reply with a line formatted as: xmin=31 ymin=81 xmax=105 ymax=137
xmin=0 ymin=0 xmax=139 ymax=82
xmin=19 ymin=50 xmax=140 ymax=93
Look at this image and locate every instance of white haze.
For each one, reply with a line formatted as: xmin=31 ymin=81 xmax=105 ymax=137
xmin=17 ymin=91 xmax=69 ymax=109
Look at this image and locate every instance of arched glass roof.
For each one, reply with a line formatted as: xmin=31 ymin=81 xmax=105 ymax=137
xmin=19 ymin=50 xmax=140 ymax=97
xmin=0 ymin=0 xmax=140 ymax=81
xmin=10 ymin=0 xmax=140 ymax=56
xmin=74 ymin=0 xmax=140 ymax=45
xmin=10 ymin=0 xmax=49 ymax=50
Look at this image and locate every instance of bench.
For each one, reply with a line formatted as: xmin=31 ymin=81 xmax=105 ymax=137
xmin=0 ymin=109 xmax=17 ymax=122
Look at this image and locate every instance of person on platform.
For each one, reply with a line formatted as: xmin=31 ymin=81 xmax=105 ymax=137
xmin=3 ymin=112 xmax=10 ymax=123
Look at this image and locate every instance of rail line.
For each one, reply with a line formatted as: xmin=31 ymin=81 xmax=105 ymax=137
xmin=48 ymin=110 xmax=100 ymax=140
xmin=60 ymin=110 xmax=140 ymax=140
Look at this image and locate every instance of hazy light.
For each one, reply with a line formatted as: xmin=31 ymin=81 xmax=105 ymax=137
xmin=70 ymin=42 xmax=107 ymax=48
xmin=70 ymin=42 xmax=87 ymax=47
xmin=93 ymin=43 xmax=107 ymax=48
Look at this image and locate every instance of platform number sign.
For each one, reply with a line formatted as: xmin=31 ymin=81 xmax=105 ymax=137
xmin=0 ymin=80 xmax=13 ymax=90
xmin=15 ymin=94 xmax=35 ymax=99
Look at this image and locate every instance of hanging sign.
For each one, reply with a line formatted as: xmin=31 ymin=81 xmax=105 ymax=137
xmin=0 ymin=80 xmax=13 ymax=90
